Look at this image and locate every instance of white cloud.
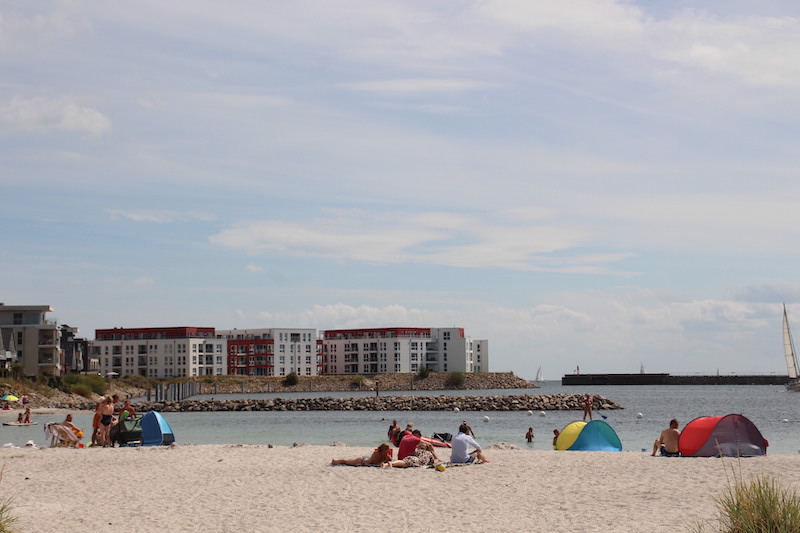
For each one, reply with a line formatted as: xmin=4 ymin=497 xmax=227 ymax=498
xmin=106 ymin=209 xmax=216 ymax=223
xmin=208 ymin=209 xmax=628 ymax=273
xmin=0 ymin=96 xmax=110 ymax=135
xmin=245 ymin=264 xmax=263 ymax=273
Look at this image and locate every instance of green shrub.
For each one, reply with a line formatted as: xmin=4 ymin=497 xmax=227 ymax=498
xmin=70 ymin=384 xmax=93 ymax=399
xmin=61 ymin=373 xmax=107 ymax=396
xmin=119 ymin=374 xmax=157 ymax=390
xmin=283 ymin=372 xmax=299 ymax=386
xmin=693 ymin=474 xmax=800 ymax=533
xmin=446 ymin=371 xmax=465 ymax=388
xmin=350 ymin=375 xmax=365 ymax=388
xmin=417 ymin=366 xmax=430 ymax=379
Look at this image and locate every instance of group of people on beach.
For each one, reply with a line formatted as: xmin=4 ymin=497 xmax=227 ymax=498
xmin=332 ymin=419 xmax=491 ymax=468
xmin=90 ymin=394 xmax=136 ymax=447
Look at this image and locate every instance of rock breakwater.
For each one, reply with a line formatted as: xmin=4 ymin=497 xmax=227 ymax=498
xmin=124 ymin=393 xmax=621 ymax=413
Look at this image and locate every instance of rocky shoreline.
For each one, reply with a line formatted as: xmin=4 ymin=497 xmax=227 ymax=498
xmin=55 ymin=393 xmax=622 ymax=413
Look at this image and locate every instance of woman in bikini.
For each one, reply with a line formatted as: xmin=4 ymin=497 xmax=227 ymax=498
xmin=332 ymin=443 xmax=393 ymax=466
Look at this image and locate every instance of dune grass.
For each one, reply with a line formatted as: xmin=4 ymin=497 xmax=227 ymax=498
xmin=0 ymin=466 xmax=17 ymax=533
xmin=693 ymin=473 xmax=800 ymax=532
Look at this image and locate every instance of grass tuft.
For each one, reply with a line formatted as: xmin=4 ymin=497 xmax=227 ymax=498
xmin=694 ymin=473 xmax=800 ymax=533
xmin=0 ymin=465 xmax=17 ymax=533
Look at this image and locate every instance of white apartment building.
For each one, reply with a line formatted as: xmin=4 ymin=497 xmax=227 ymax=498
xmin=322 ymin=327 xmax=488 ymax=375
xmin=92 ymin=327 xmax=226 ymax=379
xmin=0 ymin=303 xmax=62 ymax=376
xmin=216 ymin=328 xmax=322 ymax=377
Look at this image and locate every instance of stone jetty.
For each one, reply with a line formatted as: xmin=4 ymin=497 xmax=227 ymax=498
xmin=122 ymin=393 xmax=621 ymax=413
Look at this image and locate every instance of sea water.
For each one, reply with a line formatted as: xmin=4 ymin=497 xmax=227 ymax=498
xmin=10 ymin=383 xmax=800 ymax=454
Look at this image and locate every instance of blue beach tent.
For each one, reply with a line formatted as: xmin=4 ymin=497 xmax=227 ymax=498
xmin=141 ymin=411 xmax=175 ymax=446
xmin=556 ymin=420 xmax=622 ymax=452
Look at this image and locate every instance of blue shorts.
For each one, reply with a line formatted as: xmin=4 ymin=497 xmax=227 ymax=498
xmin=660 ymin=446 xmax=680 ymax=457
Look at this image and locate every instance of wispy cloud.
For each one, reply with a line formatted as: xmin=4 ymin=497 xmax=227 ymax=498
xmin=106 ymin=209 xmax=216 ymax=223
xmin=209 ymin=209 xmax=631 ymax=273
xmin=0 ymin=96 xmax=110 ymax=135
xmin=341 ymin=78 xmax=500 ymax=94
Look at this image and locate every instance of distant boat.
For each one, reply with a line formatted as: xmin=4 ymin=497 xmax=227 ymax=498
xmin=783 ymin=304 xmax=800 ymax=391
xmin=535 ymin=366 xmax=543 ymax=382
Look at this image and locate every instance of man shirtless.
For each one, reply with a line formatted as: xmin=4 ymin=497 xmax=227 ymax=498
xmin=652 ymin=419 xmax=681 ymax=457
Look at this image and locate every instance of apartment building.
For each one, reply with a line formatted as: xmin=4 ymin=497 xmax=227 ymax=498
xmin=216 ymin=328 xmax=323 ymax=377
xmin=322 ymin=327 xmax=488 ymax=375
xmin=0 ymin=303 xmax=62 ymax=376
xmin=93 ymin=327 xmax=226 ymax=379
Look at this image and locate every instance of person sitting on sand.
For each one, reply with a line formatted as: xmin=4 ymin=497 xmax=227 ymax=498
xmin=450 ymin=423 xmax=490 ymax=464
xmin=62 ymin=414 xmax=84 ymax=439
xmin=384 ymin=440 xmax=439 ymax=468
xmin=332 ymin=443 xmax=393 ymax=466
xmin=652 ymin=419 xmax=681 ymax=457
xmin=397 ymin=429 xmax=423 ymax=460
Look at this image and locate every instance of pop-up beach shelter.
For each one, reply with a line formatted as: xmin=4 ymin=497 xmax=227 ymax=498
xmin=678 ymin=414 xmax=766 ymax=457
xmin=141 ymin=411 xmax=175 ymax=446
xmin=555 ymin=420 xmax=622 ymax=451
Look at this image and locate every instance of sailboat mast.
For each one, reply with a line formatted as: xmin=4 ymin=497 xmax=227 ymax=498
xmin=783 ymin=304 xmax=798 ymax=379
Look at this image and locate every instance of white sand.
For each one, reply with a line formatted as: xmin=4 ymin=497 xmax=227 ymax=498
xmin=0 ymin=444 xmax=797 ymax=533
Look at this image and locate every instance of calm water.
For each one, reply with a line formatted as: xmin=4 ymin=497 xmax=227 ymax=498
xmin=7 ymin=383 xmax=800 ymax=454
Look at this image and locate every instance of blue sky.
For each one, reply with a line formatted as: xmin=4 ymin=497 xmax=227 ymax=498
xmin=3 ymin=1 xmax=800 ymax=380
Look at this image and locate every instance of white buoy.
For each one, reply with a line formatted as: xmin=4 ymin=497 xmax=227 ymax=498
xmin=636 ymin=412 xmax=644 ymax=419
xmin=483 ymin=415 xmax=490 ymax=423
xmin=783 ymin=419 xmax=789 ymax=423
xmin=527 ymin=410 xmax=533 ymax=416
xmin=454 ymin=407 xmax=460 ymax=412
xmin=539 ymin=411 xmax=546 ymax=417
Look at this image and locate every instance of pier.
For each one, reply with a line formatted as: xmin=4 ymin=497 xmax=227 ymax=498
xmin=561 ymin=373 xmax=789 ymax=386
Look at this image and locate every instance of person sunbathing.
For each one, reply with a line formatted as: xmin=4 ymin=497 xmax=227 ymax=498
xmin=332 ymin=443 xmax=393 ymax=466
xmin=383 ymin=440 xmax=439 ymax=468
xmin=61 ymin=414 xmax=84 ymax=439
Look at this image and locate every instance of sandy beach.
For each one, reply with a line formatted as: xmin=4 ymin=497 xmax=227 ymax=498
xmin=0 ymin=444 xmax=797 ymax=533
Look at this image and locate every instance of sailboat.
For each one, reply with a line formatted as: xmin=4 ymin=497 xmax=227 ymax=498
xmin=535 ymin=366 xmax=543 ymax=382
xmin=783 ymin=304 xmax=800 ymax=391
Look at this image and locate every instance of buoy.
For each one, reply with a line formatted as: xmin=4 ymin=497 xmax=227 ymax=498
xmin=783 ymin=419 xmax=789 ymax=423
xmin=454 ymin=407 xmax=460 ymax=412
xmin=483 ymin=415 xmax=490 ymax=423
xmin=539 ymin=411 xmax=546 ymax=417
xmin=636 ymin=412 xmax=643 ymax=419
xmin=527 ymin=410 xmax=533 ymax=416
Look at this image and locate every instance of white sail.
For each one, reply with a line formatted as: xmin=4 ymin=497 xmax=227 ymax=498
xmin=783 ymin=305 xmax=798 ymax=379
xmin=535 ymin=366 xmax=543 ymax=382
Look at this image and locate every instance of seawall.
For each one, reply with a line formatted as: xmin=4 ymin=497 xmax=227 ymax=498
xmin=561 ymin=373 xmax=789 ymax=386
xmin=125 ymin=393 xmax=621 ymax=413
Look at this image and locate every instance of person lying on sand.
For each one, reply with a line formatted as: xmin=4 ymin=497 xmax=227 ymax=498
xmin=332 ymin=443 xmax=393 ymax=466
